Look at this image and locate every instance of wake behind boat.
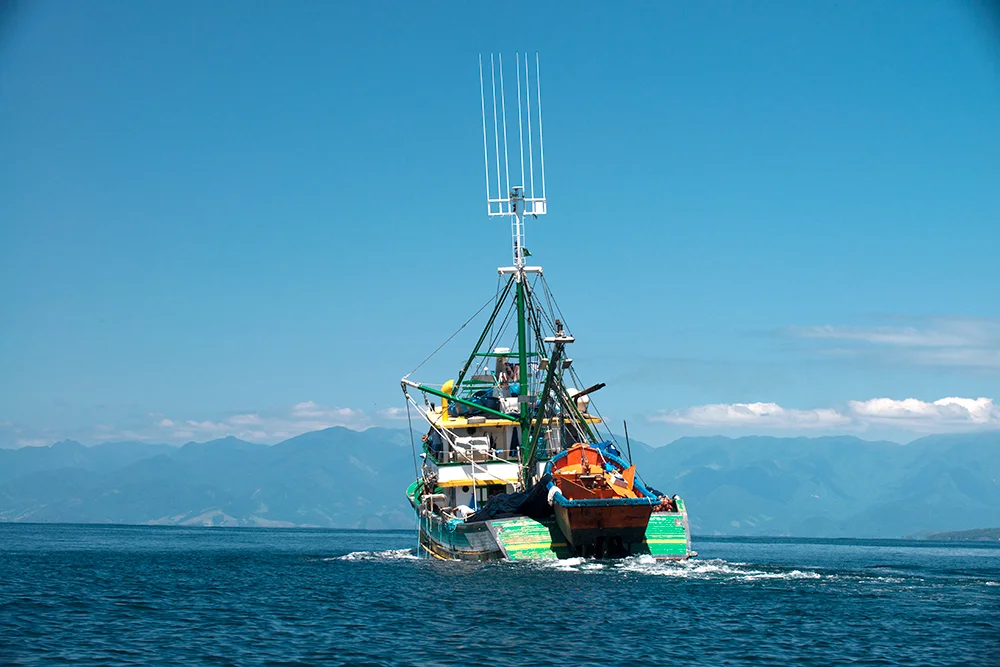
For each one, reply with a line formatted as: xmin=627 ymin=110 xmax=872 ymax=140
xmin=399 ymin=53 xmax=694 ymax=561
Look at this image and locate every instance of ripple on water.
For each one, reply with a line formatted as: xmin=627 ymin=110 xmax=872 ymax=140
xmin=5 ymin=526 xmax=997 ymax=666
xmin=327 ymin=548 xmax=419 ymax=561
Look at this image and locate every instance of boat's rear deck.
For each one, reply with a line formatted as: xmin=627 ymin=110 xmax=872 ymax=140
xmin=487 ymin=509 xmax=692 ymax=560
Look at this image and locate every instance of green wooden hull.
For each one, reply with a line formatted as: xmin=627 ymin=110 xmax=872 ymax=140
xmin=408 ymin=481 xmax=695 ymax=561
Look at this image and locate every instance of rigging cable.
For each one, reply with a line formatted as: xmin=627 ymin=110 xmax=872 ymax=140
xmin=404 ymin=393 xmax=420 ymax=483
xmin=403 ymin=393 xmax=421 ymax=556
xmin=405 ymin=285 xmax=505 ymax=379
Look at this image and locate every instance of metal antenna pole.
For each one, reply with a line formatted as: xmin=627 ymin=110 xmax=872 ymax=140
xmin=476 ymin=53 xmax=551 ymax=486
xmin=490 ymin=55 xmax=501 ymax=212
xmin=516 ymin=53 xmax=526 ymax=202
xmin=499 ymin=54 xmax=510 ymax=209
xmin=536 ymin=52 xmax=546 ymax=201
xmin=525 ymin=54 xmax=534 ymax=205
xmin=479 ymin=55 xmax=491 ymax=215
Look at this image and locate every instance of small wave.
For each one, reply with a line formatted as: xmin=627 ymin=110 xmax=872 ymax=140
xmin=327 ymin=549 xmax=418 ymax=561
xmin=538 ymin=556 xmax=587 ymax=571
xmin=533 ymin=555 xmax=822 ymax=581
xmin=740 ymin=569 xmax=823 ymax=581
xmin=985 ymin=581 xmax=999 ymax=587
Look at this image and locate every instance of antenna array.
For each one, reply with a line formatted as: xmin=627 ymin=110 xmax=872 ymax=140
xmin=479 ymin=53 xmax=547 ymax=268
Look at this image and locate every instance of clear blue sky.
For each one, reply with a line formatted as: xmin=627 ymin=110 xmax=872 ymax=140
xmin=2 ymin=1 xmax=999 ymax=447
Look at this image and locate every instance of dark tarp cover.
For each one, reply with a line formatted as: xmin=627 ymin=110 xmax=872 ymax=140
xmin=467 ymin=474 xmax=554 ymax=522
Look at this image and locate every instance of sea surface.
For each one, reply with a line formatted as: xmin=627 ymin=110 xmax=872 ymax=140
xmin=1 ymin=525 xmax=998 ymax=666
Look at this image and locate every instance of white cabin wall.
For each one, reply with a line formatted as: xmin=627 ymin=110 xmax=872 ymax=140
xmin=453 ymin=486 xmax=474 ymax=509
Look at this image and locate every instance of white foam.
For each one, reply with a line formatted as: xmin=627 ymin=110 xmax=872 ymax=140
xmin=740 ymin=569 xmax=822 ymax=581
xmin=614 ymin=557 xmax=822 ymax=581
xmin=985 ymin=581 xmax=999 ymax=587
xmin=329 ymin=549 xmax=419 ymax=561
xmin=539 ymin=556 xmax=586 ymax=571
xmin=524 ymin=555 xmax=822 ymax=581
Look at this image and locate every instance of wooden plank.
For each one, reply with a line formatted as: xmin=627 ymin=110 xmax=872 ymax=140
xmin=488 ymin=517 xmax=573 ymax=560
xmin=631 ymin=512 xmax=691 ymax=558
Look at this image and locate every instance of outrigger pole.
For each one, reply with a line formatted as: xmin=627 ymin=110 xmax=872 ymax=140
xmin=401 ymin=379 xmax=518 ymax=423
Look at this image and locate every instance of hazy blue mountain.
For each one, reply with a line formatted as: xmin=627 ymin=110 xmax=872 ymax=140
xmin=1 ymin=429 xmax=998 ymax=536
xmin=925 ymin=527 xmax=1000 ymax=541
xmin=0 ymin=439 xmax=174 ymax=483
xmin=0 ymin=429 xmax=415 ymax=529
xmin=629 ymin=433 xmax=1000 ymax=537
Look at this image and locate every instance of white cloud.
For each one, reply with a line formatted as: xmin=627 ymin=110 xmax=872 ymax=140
xmin=789 ymin=318 xmax=1000 ymax=368
xmin=142 ymin=401 xmax=386 ymax=445
xmin=651 ymin=396 xmax=1000 ymax=433
xmin=377 ymin=407 xmax=408 ymax=420
xmin=291 ymin=401 xmax=324 ymax=417
xmin=185 ymin=420 xmax=227 ymax=431
xmin=227 ymin=413 xmax=261 ymax=426
xmin=848 ymin=397 xmax=999 ymax=426
xmin=790 ymin=325 xmax=971 ymax=347
xmin=652 ymin=402 xmax=850 ymax=429
xmin=291 ymin=401 xmax=364 ymax=421
xmin=910 ymin=347 xmax=1000 ymax=368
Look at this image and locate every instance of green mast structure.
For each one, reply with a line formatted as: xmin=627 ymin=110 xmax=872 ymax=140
xmin=478 ymin=52 xmax=549 ymax=485
xmin=516 ymin=271 xmax=530 ymax=431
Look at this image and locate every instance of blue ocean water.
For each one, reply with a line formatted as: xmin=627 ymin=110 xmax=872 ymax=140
xmin=1 ymin=525 xmax=998 ymax=666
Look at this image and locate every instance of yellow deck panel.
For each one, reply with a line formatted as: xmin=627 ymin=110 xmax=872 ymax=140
xmin=428 ymin=412 xmax=602 ymax=430
xmin=437 ymin=477 xmax=520 ymax=488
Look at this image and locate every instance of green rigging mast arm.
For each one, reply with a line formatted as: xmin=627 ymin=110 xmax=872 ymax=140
xmin=401 ymin=380 xmax=519 ymax=423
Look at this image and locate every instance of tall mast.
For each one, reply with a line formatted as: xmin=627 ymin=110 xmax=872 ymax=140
xmin=481 ymin=52 xmax=548 ymax=477
xmin=480 ymin=54 xmax=547 ymax=389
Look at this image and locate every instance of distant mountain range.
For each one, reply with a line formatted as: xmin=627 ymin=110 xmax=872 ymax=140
xmin=628 ymin=432 xmax=1000 ymax=538
xmin=925 ymin=527 xmax=1000 ymax=541
xmin=1 ymin=428 xmax=998 ymax=537
xmin=0 ymin=428 xmax=416 ymax=530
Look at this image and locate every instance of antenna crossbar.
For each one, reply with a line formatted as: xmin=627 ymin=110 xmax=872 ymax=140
xmin=479 ymin=52 xmax=548 ymax=268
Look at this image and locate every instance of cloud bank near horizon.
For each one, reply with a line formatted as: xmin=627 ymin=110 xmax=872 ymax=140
xmin=1 ymin=400 xmax=410 ymax=448
xmin=651 ymin=396 xmax=1000 ymax=433
xmin=5 ymin=393 xmax=999 ymax=450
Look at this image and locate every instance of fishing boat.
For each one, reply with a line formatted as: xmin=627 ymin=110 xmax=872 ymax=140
xmin=400 ymin=53 xmax=694 ymax=561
